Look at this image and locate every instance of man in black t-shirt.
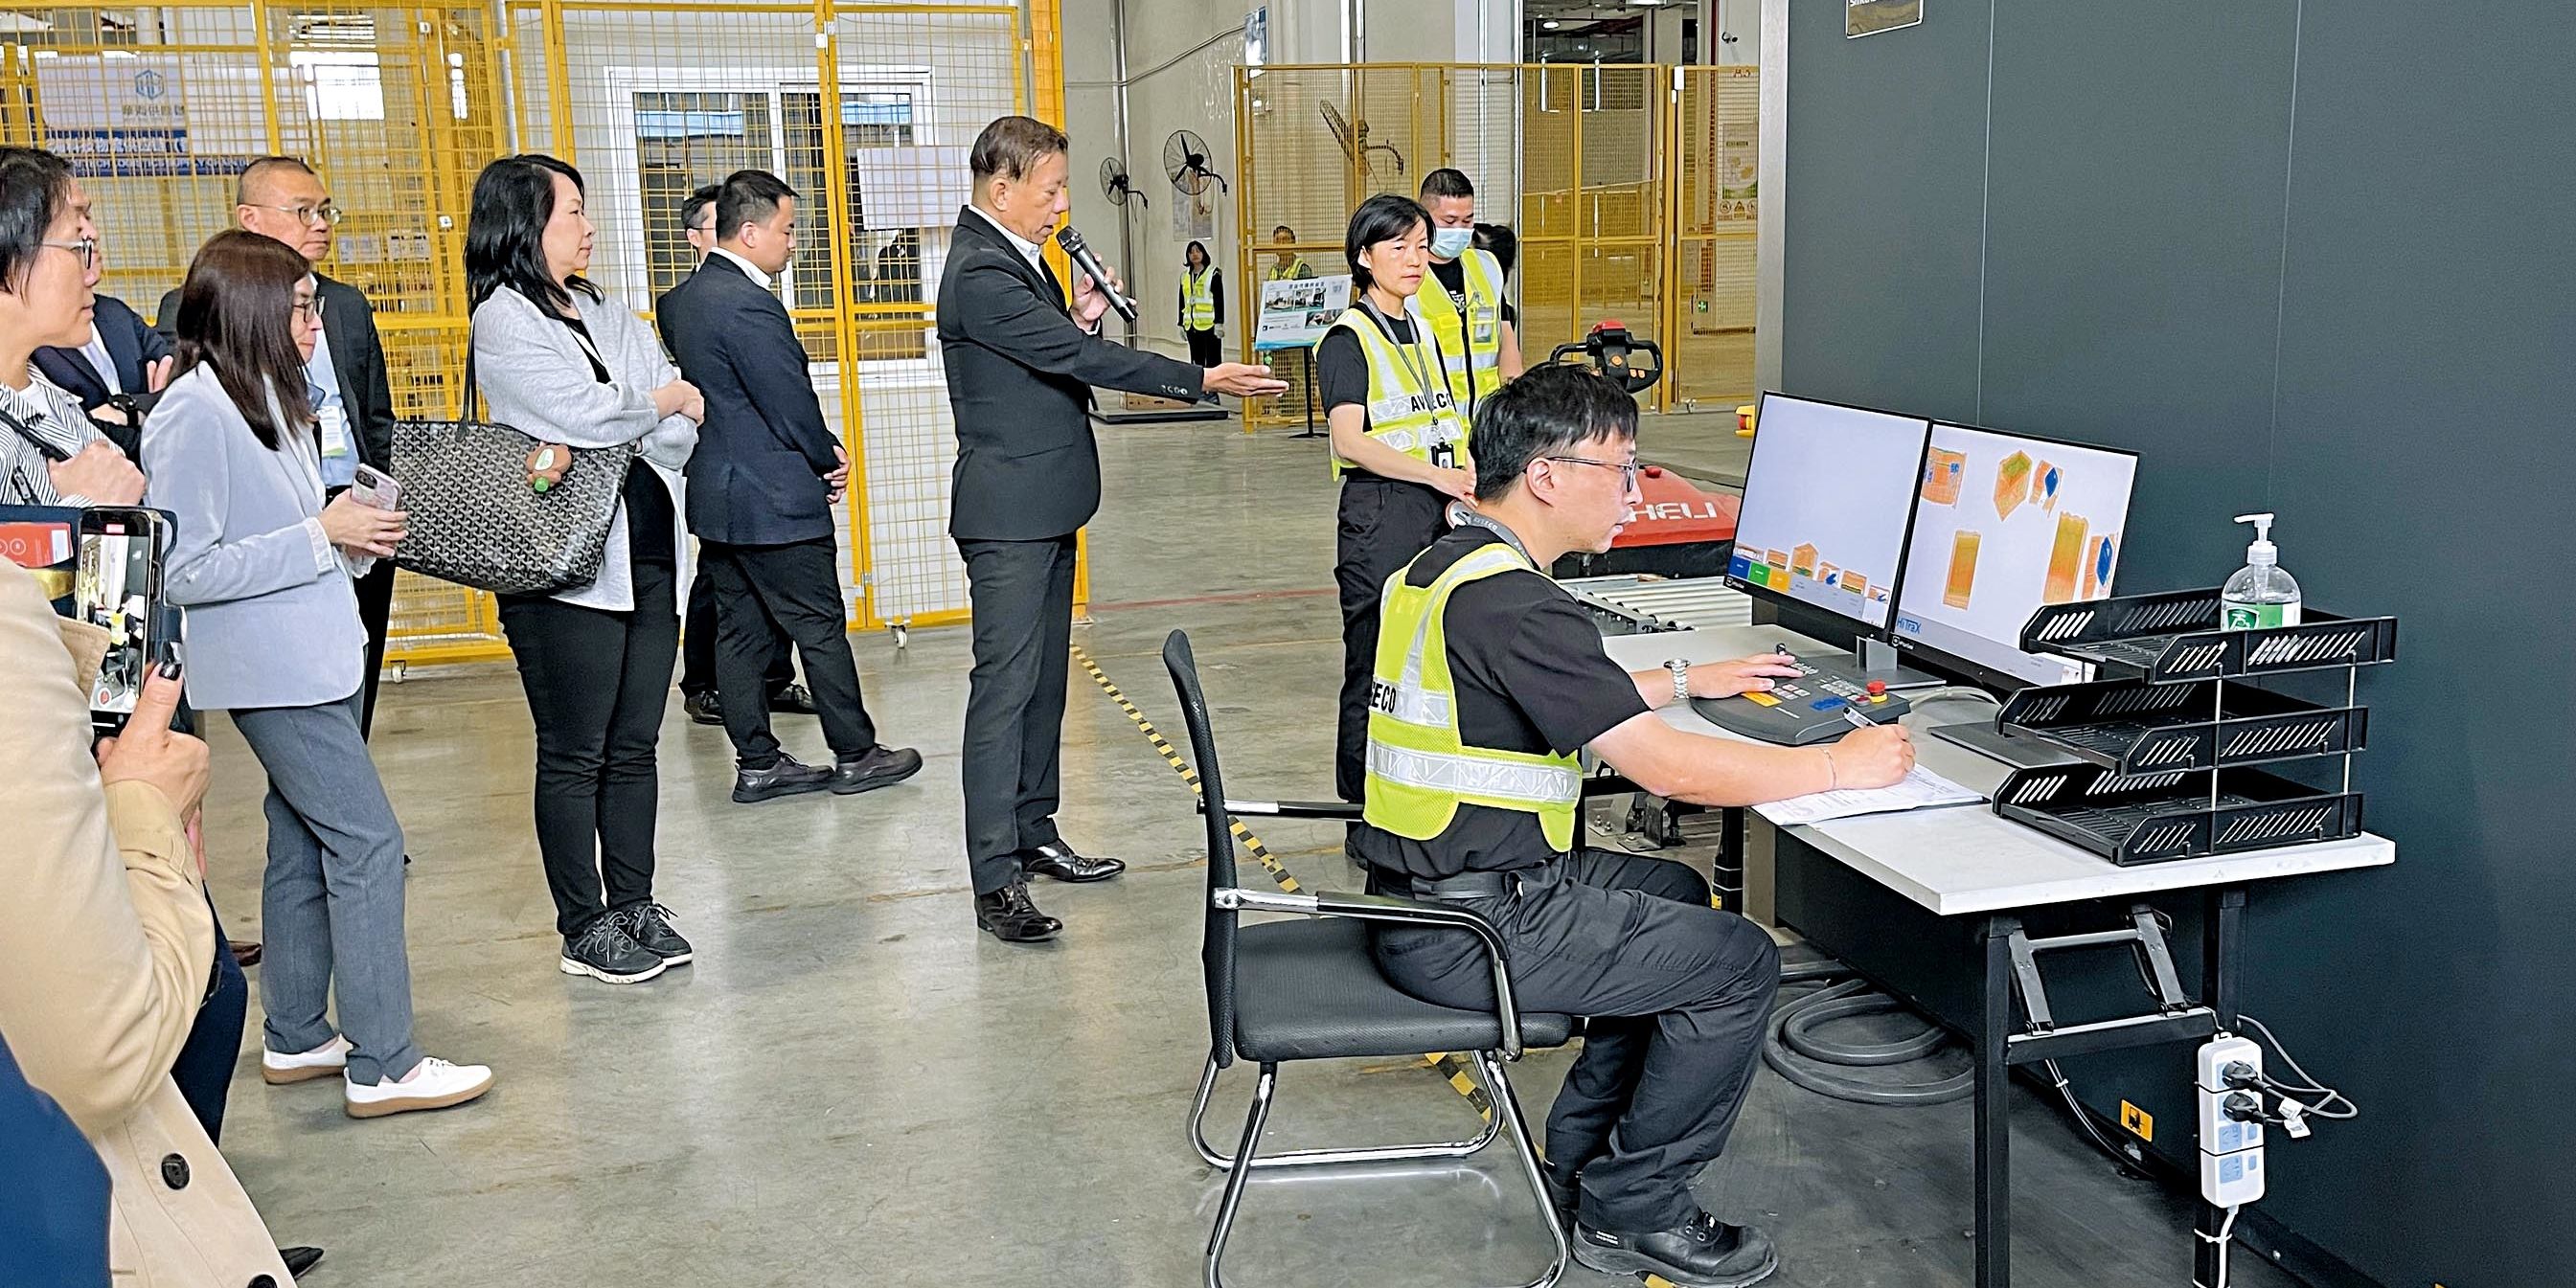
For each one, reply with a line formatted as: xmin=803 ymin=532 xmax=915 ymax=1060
xmin=1356 ymin=367 xmax=1913 ymax=1288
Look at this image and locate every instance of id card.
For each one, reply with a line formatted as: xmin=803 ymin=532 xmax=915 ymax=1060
xmin=318 ymin=404 xmax=353 ymax=459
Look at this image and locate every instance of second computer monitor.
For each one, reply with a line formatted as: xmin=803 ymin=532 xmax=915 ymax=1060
xmin=1892 ymin=422 xmax=2140 ymax=687
xmin=1725 ymin=393 xmax=1931 ymax=634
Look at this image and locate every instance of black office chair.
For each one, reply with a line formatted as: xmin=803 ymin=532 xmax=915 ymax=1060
xmin=1162 ymin=630 xmax=1572 ymax=1288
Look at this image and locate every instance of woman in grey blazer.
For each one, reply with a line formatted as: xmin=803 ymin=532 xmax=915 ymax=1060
xmin=467 ymin=154 xmax=704 ymax=985
xmin=144 ymin=230 xmax=494 ymax=1119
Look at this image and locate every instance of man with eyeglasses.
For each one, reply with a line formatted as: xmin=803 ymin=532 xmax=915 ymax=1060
xmin=1352 ymin=365 xmax=1915 ymax=1288
xmin=161 ymin=156 xmax=400 ymax=739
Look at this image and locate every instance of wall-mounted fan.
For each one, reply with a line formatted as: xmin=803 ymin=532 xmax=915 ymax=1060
xmin=1100 ymin=156 xmax=1149 ymax=209
xmin=1164 ymin=129 xmax=1229 ymax=194
xmin=1318 ymin=102 xmax=1405 ymax=178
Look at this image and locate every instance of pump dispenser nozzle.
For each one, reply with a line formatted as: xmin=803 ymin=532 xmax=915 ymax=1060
xmin=2234 ymin=512 xmax=2278 ymax=566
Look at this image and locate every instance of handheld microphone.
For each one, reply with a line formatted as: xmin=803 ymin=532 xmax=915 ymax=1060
xmin=1054 ymin=225 xmax=1137 ymax=324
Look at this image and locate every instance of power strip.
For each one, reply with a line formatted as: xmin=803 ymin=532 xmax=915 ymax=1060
xmin=2197 ymin=1035 xmax=2267 ymax=1206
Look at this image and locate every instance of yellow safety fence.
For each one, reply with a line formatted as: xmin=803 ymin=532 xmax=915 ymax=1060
xmin=1235 ymin=62 xmax=1760 ymax=428
xmin=3 ymin=0 xmax=1061 ymax=667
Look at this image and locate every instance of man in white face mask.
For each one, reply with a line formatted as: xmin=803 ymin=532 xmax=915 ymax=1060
xmin=1416 ymin=168 xmax=1522 ymax=427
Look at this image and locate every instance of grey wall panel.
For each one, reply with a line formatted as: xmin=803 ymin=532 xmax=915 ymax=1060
xmin=1975 ymin=2 xmax=2298 ymax=588
xmin=1775 ymin=0 xmax=1987 ymax=420
xmin=2251 ymin=3 xmax=2576 ymax=1282
xmin=1779 ymin=1 xmax=2574 ymax=1280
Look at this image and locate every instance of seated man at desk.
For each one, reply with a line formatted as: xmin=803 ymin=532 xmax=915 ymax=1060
xmin=1356 ymin=365 xmax=1914 ymax=1288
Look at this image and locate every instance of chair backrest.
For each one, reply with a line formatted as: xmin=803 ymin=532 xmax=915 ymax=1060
xmin=1163 ymin=630 xmax=1242 ymax=1069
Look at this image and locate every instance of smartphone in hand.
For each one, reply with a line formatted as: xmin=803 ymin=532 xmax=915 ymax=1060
xmin=351 ymin=463 xmax=403 ymax=510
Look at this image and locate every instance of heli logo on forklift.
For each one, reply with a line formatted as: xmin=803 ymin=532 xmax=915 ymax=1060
xmin=2119 ymin=1100 xmax=2154 ymax=1142
xmin=1638 ymin=500 xmax=1728 ymax=522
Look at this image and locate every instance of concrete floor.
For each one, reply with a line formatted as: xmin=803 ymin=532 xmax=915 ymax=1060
xmin=199 ymin=418 xmax=2293 ymax=1287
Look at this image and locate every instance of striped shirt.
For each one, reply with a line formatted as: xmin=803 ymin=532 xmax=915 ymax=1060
xmin=0 ymin=372 xmax=106 ymax=507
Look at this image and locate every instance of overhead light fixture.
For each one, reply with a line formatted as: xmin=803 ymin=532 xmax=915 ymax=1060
xmin=1542 ymin=18 xmax=1561 ymax=29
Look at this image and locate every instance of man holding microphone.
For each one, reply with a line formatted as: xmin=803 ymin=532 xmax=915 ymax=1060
xmin=938 ymin=115 xmax=1285 ymax=943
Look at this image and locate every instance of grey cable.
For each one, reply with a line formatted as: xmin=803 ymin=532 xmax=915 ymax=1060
xmin=1762 ymin=960 xmax=1972 ymax=1106
xmin=2237 ymin=1013 xmax=2360 ymax=1120
xmin=1905 ymin=686 xmax=2003 ymax=710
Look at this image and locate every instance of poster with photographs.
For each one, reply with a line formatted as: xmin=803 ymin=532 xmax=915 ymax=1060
xmin=1846 ymin=0 xmax=1922 ymax=38
xmin=1254 ymin=274 xmax=1351 ymax=351
xmin=1172 ymin=183 xmax=1217 ymax=241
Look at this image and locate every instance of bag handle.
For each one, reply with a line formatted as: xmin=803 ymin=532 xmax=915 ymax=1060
xmin=458 ymin=328 xmax=481 ymax=422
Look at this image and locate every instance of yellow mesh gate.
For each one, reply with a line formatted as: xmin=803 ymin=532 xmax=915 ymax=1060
xmin=4 ymin=0 xmax=1055 ymax=665
xmin=1234 ymin=60 xmax=1762 ymax=428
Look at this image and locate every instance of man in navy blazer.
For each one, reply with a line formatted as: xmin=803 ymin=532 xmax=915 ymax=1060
xmin=34 ymin=290 xmax=171 ymax=453
xmin=660 ymin=169 xmax=920 ymax=805
xmin=936 ymin=116 xmax=1284 ymax=943
xmin=0 ymin=1035 xmax=109 ymax=1285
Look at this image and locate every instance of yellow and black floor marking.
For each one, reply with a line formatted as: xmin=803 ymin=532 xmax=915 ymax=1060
xmin=1072 ymin=645 xmax=1303 ymax=895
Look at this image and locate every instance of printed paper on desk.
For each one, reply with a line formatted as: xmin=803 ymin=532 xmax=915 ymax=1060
xmin=1754 ymin=766 xmax=1986 ymax=828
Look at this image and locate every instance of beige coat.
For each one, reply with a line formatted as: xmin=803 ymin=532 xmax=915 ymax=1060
xmin=0 ymin=559 xmax=294 ymax=1288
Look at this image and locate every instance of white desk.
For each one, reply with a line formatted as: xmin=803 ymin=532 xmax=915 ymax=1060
xmin=1598 ymin=627 xmax=2395 ymax=915
xmin=1596 ymin=623 xmax=2396 ymax=1288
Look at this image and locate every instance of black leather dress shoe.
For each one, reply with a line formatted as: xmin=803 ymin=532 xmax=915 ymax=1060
xmin=1542 ymin=1170 xmax=1580 ymax=1230
xmin=974 ymin=883 xmax=1063 ymax=943
xmin=1572 ymin=1211 xmax=1778 ymax=1288
xmin=733 ymin=754 xmax=833 ymax=804
xmin=768 ymin=683 xmax=820 ymax=715
xmin=832 ymin=745 xmax=923 ymax=795
xmin=282 ymin=1246 xmax=325 ymax=1276
xmin=684 ymin=690 xmax=724 ymax=726
xmin=1019 ymin=841 xmax=1126 ymax=884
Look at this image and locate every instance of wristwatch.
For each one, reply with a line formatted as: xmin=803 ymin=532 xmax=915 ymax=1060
xmin=1663 ymin=659 xmax=1691 ymax=704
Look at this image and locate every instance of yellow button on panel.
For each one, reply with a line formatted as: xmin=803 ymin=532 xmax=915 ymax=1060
xmin=1744 ymin=692 xmax=1780 ymax=708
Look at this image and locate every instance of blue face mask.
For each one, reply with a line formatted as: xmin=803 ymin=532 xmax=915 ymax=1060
xmin=1429 ymin=227 xmax=1474 ymax=260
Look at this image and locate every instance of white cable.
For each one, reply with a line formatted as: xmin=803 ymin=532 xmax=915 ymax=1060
xmin=2194 ymin=1204 xmax=2241 ymax=1288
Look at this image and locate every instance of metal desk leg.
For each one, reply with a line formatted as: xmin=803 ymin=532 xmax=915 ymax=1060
xmin=1975 ymin=915 xmax=2017 ymax=1288
xmin=1293 ymin=349 xmax=1324 ymax=439
xmin=1715 ymin=806 xmax=1746 ymax=914
xmin=2194 ymin=888 xmax=2249 ymax=1288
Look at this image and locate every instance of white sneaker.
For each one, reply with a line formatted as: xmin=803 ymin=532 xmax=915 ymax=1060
xmin=262 ymin=1034 xmax=353 ymax=1086
xmin=344 ymin=1056 xmax=494 ymax=1119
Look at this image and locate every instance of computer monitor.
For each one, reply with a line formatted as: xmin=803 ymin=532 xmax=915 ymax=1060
xmin=1891 ymin=422 xmax=2140 ymax=688
xmin=1724 ymin=393 xmax=1931 ymax=635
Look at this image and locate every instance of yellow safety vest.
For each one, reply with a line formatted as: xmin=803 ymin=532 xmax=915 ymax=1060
xmin=1414 ymin=248 xmax=1508 ymax=422
xmin=1363 ymin=541 xmax=1582 ymax=852
xmin=1181 ymin=268 xmax=1218 ymax=330
xmin=1266 ymin=256 xmax=1313 ymax=281
xmin=1326 ymin=305 xmax=1470 ymax=480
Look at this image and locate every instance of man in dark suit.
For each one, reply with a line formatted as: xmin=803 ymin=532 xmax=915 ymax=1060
xmin=158 ymin=156 xmax=399 ymax=738
xmin=34 ymin=288 xmax=171 ymax=457
xmin=938 ymin=116 xmax=1285 ymax=943
xmin=668 ymin=183 xmax=805 ymax=727
xmin=661 ymin=169 xmax=921 ymax=805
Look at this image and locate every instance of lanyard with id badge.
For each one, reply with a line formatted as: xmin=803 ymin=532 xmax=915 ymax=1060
xmin=1356 ymin=299 xmax=1463 ymax=468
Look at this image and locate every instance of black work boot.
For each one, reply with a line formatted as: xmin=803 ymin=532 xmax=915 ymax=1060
xmin=1572 ymin=1210 xmax=1779 ymax=1288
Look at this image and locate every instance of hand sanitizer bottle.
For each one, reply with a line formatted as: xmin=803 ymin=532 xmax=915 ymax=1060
xmin=2222 ymin=513 xmax=2301 ymax=629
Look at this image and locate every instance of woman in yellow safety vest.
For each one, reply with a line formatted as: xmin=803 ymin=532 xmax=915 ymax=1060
xmin=1177 ymin=239 xmax=1222 ymax=367
xmin=1320 ymin=192 xmax=1474 ymax=805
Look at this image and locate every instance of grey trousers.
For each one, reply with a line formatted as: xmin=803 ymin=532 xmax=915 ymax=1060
xmin=231 ymin=690 xmax=422 ymax=1086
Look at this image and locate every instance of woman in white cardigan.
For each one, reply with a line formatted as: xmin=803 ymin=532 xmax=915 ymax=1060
xmin=466 ymin=153 xmax=704 ymax=985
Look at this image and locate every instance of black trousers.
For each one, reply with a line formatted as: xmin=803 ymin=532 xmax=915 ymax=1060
xmin=497 ymin=559 xmax=678 ymax=937
xmin=699 ymin=536 xmax=878 ymax=766
xmin=353 ymin=542 xmax=397 ymax=739
xmin=955 ymin=532 xmax=1078 ymax=895
xmin=678 ymin=564 xmax=793 ymax=698
xmin=1186 ymin=328 xmax=1222 ymax=367
xmin=1373 ymin=849 xmax=1781 ymax=1232
xmin=1334 ymin=476 xmax=1450 ymax=802
xmin=169 ymin=895 xmax=247 ymax=1142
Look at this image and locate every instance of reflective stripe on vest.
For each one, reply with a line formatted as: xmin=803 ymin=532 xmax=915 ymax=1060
xmin=1415 ymin=248 xmax=1508 ymax=421
xmin=1363 ymin=542 xmax=1582 ymax=852
xmin=1266 ymin=256 xmax=1312 ymax=281
xmin=1327 ymin=306 xmax=1470 ymax=480
xmin=1182 ymin=269 xmax=1218 ymax=330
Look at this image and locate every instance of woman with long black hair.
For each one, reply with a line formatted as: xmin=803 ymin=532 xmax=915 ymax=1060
xmin=1319 ymin=193 xmax=1474 ymax=805
xmin=1177 ymin=238 xmax=1223 ymax=366
xmin=466 ymin=153 xmax=704 ymax=985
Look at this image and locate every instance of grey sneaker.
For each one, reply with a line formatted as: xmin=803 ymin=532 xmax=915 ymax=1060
xmin=610 ymin=902 xmax=694 ymax=965
xmin=560 ymin=918 xmax=667 ymax=984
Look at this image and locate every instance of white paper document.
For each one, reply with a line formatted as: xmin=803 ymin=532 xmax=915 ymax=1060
xmin=1753 ymin=766 xmax=1988 ymax=828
